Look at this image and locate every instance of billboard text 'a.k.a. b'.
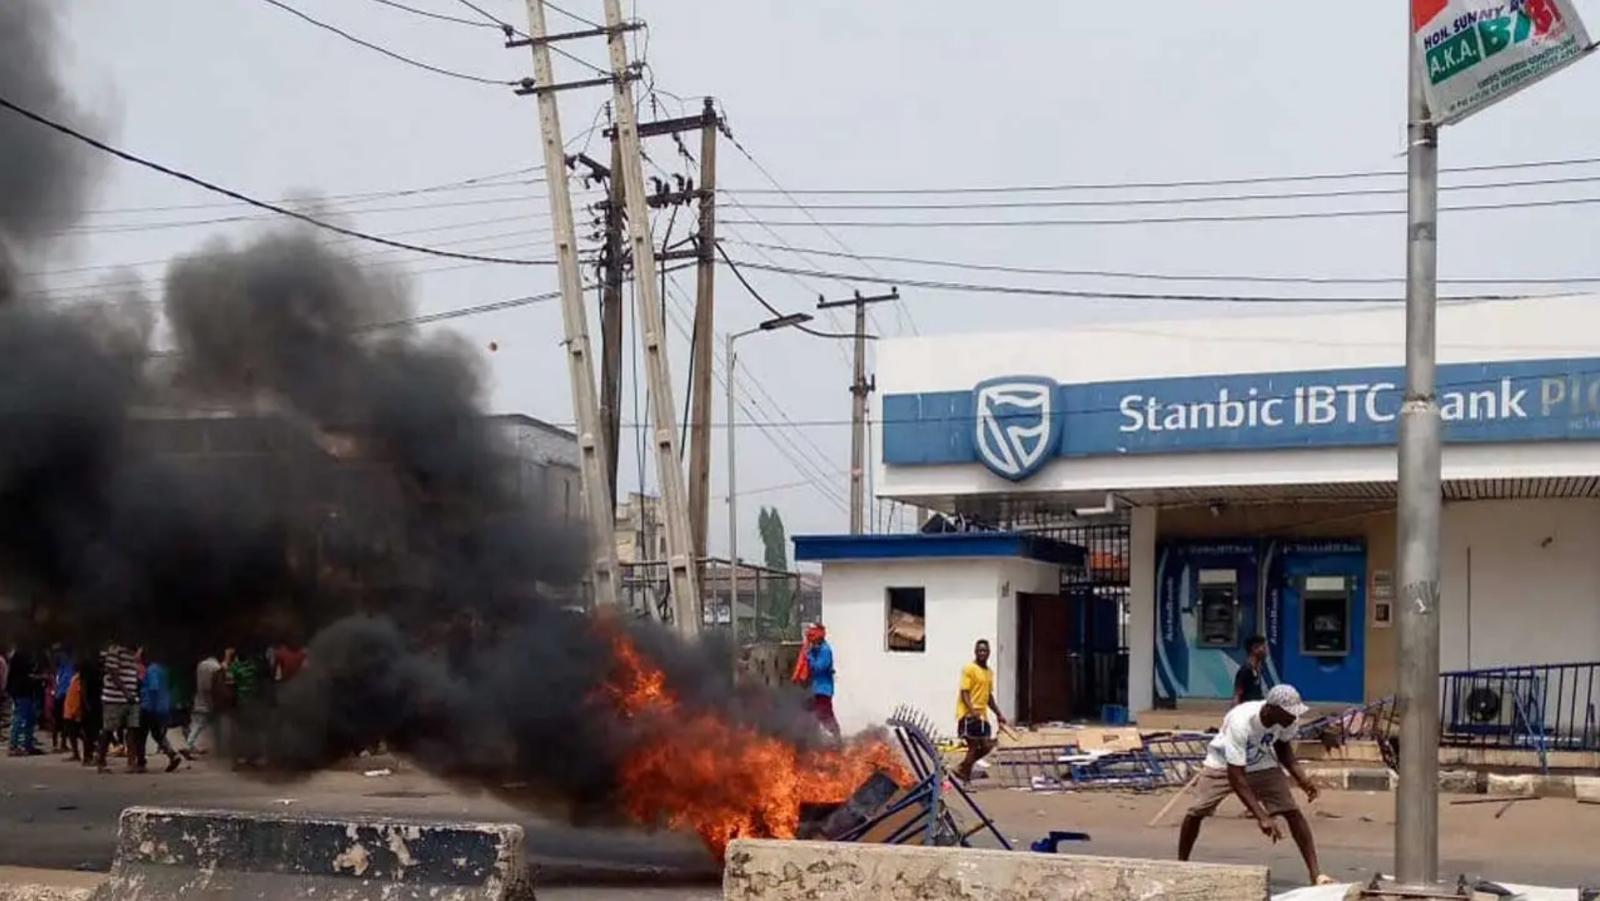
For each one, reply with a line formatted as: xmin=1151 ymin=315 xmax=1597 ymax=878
xmin=1412 ymin=0 xmax=1593 ymax=124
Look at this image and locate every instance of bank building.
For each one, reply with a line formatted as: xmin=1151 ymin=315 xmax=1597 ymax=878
xmin=795 ymin=293 xmax=1600 ymax=758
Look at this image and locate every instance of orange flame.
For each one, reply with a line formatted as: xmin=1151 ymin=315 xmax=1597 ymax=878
xmin=604 ymin=633 xmax=907 ymax=860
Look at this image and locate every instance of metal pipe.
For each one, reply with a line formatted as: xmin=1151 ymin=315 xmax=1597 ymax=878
xmin=726 ymin=332 xmax=739 ymax=638
xmin=1395 ymin=30 xmax=1443 ymax=889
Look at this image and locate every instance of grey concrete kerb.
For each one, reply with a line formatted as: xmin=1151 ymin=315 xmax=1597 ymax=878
xmin=1307 ymin=766 xmax=1599 ymax=799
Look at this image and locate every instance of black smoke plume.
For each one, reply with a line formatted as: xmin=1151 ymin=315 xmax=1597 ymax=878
xmin=0 ymin=0 xmax=833 ymax=840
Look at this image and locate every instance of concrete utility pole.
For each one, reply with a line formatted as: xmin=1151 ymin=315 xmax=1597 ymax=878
xmin=687 ymin=97 xmax=720 ymax=590
xmin=1394 ymin=30 xmax=1443 ymax=891
xmin=600 ymin=136 xmax=626 ymax=505
xmin=600 ymin=0 xmax=701 ymax=635
xmin=612 ymin=105 xmax=722 ymax=577
xmin=517 ymin=0 xmax=620 ymax=609
xmin=817 ymin=290 xmax=899 ymax=534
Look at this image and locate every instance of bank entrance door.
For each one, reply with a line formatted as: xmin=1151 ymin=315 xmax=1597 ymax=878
xmin=1012 ymin=521 xmax=1131 ymax=724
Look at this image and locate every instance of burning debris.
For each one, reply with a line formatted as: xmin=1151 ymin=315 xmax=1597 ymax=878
xmin=0 ymin=0 xmax=904 ymax=862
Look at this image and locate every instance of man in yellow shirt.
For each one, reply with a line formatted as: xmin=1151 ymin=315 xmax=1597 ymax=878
xmin=953 ymin=639 xmax=1007 ymax=782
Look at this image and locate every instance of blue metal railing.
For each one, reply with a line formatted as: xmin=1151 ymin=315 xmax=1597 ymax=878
xmin=1439 ymin=662 xmax=1600 ymax=765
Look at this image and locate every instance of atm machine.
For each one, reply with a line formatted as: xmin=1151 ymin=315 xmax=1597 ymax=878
xmin=1298 ymin=574 xmax=1353 ymax=658
xmin=1196 ymin=568 xmax=1241 ymax=649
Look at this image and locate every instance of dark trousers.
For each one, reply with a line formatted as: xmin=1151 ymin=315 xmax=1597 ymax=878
xmin=8 ymin=697 xmax=38 ymax=751
xmin=139 ymin=710 xmax=177 ymax=759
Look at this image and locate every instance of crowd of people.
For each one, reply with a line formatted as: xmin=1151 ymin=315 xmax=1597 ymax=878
xmin=1 ymin=640 xmax=307 ymax=774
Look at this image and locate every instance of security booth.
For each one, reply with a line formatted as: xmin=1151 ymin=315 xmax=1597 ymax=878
xmin=799 ymin=294 xmax=1600 ymax=731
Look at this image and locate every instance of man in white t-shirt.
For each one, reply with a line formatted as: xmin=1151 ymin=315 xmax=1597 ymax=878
xmin=1177 ymin=683 xmax=1331 ymax=886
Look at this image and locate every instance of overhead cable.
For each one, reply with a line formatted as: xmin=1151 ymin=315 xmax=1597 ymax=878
xmin=718 ymin=257 xmax=1539 ymax=305
xmin=260 ymin=0 xmax=519 ymax=85
xmin=720 ymin=154 xmax=1600 ymax=195
xmin=0 ymin=92 xmax=554 ymax=267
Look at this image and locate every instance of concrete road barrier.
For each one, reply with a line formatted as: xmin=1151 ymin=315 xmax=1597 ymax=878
xmin=0 ymin=868 xmax=104 ymax=901
xmin=90 ymin=807 xmax=534 ymax=901
xmin=724 ymin=838 xmax=1269 ymax=901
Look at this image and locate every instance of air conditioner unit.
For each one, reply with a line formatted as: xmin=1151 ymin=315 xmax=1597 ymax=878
xmin=1449 ymin=672 xmax=1542 ymax=738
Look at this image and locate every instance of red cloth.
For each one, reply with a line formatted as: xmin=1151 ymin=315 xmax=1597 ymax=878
xmin=275 ymin=647 xmax=307 ymax=681
xmin=790 ymin=647 xmax=811 ymax=684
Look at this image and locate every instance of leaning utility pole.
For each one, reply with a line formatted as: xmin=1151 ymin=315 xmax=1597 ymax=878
xmin=1393 ymin=30 xmax=1442 ymax=893
xmin=516 ymin=0 xmax=620 ymax=609
xmin=686 ymin=97 xmax=719 ymax=587
xmin=601 ymin=0 xmax=702 ymax=634
xmin=817 ymin=289 xmax=899 ymax=534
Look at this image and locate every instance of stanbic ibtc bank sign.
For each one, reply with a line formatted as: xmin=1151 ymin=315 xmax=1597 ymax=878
xmin=881 ymin=357 xmax=1600 ymax=482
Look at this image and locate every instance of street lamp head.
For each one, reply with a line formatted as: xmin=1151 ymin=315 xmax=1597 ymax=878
xmin=758 ymin=312 xmax=813 ymax=331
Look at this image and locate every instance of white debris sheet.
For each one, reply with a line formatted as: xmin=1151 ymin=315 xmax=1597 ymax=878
xmin=1274 ymin=882 xmax=1578 ymax=901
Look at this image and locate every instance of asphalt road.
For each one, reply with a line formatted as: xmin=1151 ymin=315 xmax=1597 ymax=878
xmin=0 ymin=752 xmax=718 ymax=883
xmin=4 ymin=751 xmax=1597 ymax=895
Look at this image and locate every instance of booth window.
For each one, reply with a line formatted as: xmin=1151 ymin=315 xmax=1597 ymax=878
xmin=886 ymin=586 xmax=926 ymax=653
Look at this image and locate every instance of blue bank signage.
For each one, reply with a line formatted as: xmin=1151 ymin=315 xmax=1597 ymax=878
xmin=881 ymin=356 xmax=1600 ymax=480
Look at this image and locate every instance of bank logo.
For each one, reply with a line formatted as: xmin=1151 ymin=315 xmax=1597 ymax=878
xmin=973 ymin=376 xmax=1061 ymax=481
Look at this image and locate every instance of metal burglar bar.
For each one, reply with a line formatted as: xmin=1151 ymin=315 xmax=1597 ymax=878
xmin=1439 ymin=662 xmax=1600 ymax=763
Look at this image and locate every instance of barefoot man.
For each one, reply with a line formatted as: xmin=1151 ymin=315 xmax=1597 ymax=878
xmin=1177 ymin=683 xmax=1332 ymax=886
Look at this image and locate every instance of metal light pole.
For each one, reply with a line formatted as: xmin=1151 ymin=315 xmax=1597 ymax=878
xmin=1395 ymin=29 xmax=1443 ymax=891
xmin=726 ymin=312 xmax=813 ymax=639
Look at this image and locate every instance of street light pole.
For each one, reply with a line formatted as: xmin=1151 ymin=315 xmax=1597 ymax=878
xmin=726 ymin=313 xmax=813 ymax=639
xmin=1395 ymin=28 xmax=1443 ymax=891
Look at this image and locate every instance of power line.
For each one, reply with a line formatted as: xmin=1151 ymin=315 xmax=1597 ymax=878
xmin=719 ymin=154 xmax=1600 ymax=196
xmin=717 ymin=110 xmax=920 ymax=337
xmin=547 ymin=356 xmax=1600 ymax=431
xmin=0 ymin=92 xmax=554 ymax=267
xmin=82 ymin=168 xmax=544 ymax=217
xmin=721 ymin=192 xmax=1600 ymax=228
xmin=724 ymin=239 xmax=1600 ymax=288
xmin=259 ymin=0 xmax=519 ymax=86
xmin=30 ymin=220 xmax=558 ymax=282
xmin=714 ymin=244 xmax=862 ymax=340
xmin=718 ymin=257 xmax=1539 ymax=305
xmin=720 ymin=171 xmax=1600 ymax=211
xmin=541 ymin=0 xmax=604 ymax=29
xmin=59 ymin=192 xmax=561 ymax=237
xmin=660 ymin=279 xmax=849 ymax=512
xmin=452 ymin=0 xmax=611 ymax=77
xmin=365 ymin=0 xmax=499 ymax=28
xmin=146 ymin=288 xmax=568 ymax=359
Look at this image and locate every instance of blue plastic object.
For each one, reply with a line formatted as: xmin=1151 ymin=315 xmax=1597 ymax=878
xmin=1030 ymin=830 xmax=1092 ymax=853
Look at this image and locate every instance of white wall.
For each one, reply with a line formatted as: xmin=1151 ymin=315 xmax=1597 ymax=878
xmin=1127 ymin=506 xmax=1158 ymax=715
xmin=819 ymin=557 xmax=1013 ymax=735
xmin=1440 ymin=499 xmax=1600 ymax=672
xmin=872 ymin=294 xmax=1600 ymax=499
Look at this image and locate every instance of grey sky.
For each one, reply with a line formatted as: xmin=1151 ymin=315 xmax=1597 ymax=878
xmin=40 ymin=0 xmax=1600 ymax=558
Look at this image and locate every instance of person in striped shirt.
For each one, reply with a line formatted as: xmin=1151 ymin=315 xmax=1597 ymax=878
xmin=95 ymin=641 xmax=142 ymax=774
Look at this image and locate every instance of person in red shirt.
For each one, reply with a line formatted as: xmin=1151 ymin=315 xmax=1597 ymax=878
xmin=273 ymin=642 xmax=306 ymax=683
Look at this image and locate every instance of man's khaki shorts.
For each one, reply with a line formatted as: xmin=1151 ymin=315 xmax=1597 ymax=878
xmin=1186 ymin=766 xmax=1299 ymax=819
xmin=103 ymin=703 xmax=140 ymax=733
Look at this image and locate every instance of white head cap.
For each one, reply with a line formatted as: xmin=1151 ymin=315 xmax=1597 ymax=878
xmin=1265 ymin=684 xmax=1310 ymax=719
